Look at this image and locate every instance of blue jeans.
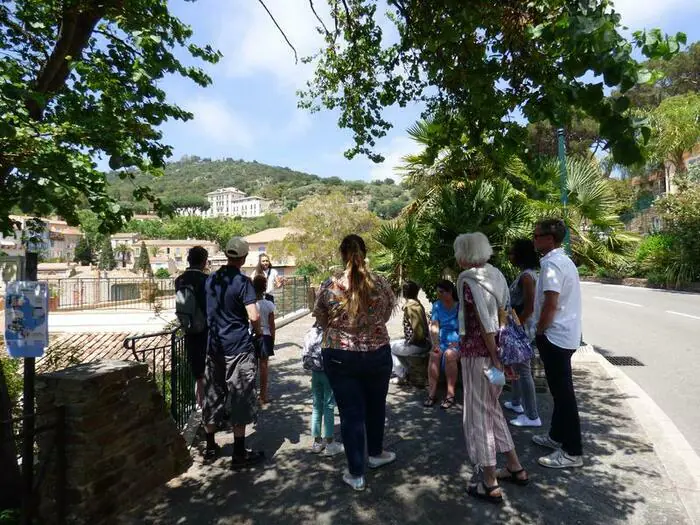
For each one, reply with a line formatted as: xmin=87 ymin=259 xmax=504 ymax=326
xmin=510 ymin=358 xmax=539 ymax=420
xmin=311 ymin=371 xmax=336 ymax=439
xmin=322 ymin=346 xmax=392 ymax=477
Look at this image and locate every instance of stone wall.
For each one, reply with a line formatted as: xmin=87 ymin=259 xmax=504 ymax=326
xmin=35 ymin=360 xmax=192 ymax=524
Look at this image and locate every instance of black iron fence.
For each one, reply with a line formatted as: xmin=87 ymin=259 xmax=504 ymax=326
xmin=123 ymin=329 xmax=196 ymax=431
xmin=0 ymin=406 xmax=66 ymax=524
xmin=270 ymin=276 xmax=310 ymax=318
xmin=45 ymin=277 xmax=176 ymax=311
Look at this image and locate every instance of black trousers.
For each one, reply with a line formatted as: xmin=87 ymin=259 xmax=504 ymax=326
xmin=322 ymin=346 xmax=392 ymax=477
xmin=536 ymin=334 xmax=583 ymax=456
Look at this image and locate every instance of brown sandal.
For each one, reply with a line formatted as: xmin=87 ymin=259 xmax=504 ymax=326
xmin=496 ymin=467 xmax=529 ymax=486
xmin=467 ymin=481 xmax=503 ymax=504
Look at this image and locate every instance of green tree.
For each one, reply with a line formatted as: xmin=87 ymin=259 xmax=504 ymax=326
xmin=115 ymin=243 xmax=132 ymax=268
xmin=0 ymin=0 xmax=221 ymax=235
xmin=301 ymin=2 xmax=685 ymax=165
xmin=134 ymin=241 xmax=152 ymax=275
xmin=270 ymin=193 xmax=381 ymax=277
xmin=654 ymin=188 xmax=700 ymax=286
xmin=98 ymin=238 xmax=116 ymax=271
xmin=154 ymin=268 xmax=170 ymax=279
xmin=648 ymin=93 xmax=700 ymax=184
xmin=73 ymin=236 xmax=94 ymax=265
xmin=626 ymin=42 xmax=700 ymax=108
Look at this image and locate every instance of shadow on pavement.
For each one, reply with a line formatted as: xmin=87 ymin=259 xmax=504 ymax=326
xmin=119 ymin=315 xmax=690 ymax=525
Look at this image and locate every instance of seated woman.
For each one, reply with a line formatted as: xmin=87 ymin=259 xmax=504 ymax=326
xmin=425 ymin=279 xmax=460 ymax=409
xmin=390 ymin=280 xmax=431 ymax=385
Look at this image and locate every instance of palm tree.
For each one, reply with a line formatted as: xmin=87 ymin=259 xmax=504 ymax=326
xmin=148 ymin=245 xmax=161 ymax=258
xmin=115 ymin=243 xmax=132 ymax=268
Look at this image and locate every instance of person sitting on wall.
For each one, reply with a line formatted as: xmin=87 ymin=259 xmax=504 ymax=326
xmin=390 ymin=280 xmax=431 ymax=385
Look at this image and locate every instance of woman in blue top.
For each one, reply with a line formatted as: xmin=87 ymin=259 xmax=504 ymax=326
xmin=425 ymin=279 xmax=460 ymax=409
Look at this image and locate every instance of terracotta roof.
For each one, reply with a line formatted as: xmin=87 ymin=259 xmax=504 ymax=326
xmin=37 ymin=331 xmax=173 ymax=374
xmin=244 ymin=227 xmax=301 ymax=244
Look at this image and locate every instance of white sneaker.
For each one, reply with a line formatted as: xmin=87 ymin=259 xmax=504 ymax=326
xmin=532 ymin=434 xmax=563 ymax=450
xmin=368 ymin=450 xmax=396 ymax=469
xmin=323 ymin=441 xmax=345 ymax=457
xmin=503 ymin=401 xmax=525 ymax=414
xmin=509 ymin=414 xmax=542 ymax=427
xmin=538 ymin=448 xmax=584 ymax=469
xmin=342 ymin=469 xmax=366 ymax=491
xmin=310 ymin=441 xmax=325 ymax=454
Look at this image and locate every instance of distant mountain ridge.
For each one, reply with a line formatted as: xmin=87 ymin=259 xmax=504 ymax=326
xmin=107 ymin=156 xmax=412 ymax=218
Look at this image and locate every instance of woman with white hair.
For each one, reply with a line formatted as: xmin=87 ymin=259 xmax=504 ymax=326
xmin=454 ymin=232 xmax=528 ymax=504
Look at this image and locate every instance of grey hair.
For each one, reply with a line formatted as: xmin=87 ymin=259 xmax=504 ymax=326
xmin=453 ymin=232 xmax=493 ymax=266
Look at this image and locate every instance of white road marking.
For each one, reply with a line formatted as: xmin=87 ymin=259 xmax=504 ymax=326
xmin=593 ymin=296 xmax=643 ymax=307
xmin=666 ymin=310 xmax=700 ymax=321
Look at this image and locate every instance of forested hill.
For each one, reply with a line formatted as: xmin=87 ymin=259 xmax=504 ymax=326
xmin=106 ymin=156 xmax=413 ymax=218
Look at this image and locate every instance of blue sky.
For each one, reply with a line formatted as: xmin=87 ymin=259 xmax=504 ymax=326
xmin=157 ymin=0 xmax=700 ymax=182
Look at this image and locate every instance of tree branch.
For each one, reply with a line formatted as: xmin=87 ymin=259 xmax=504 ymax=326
xmin=257 ymin=0 xmax=298 ymax=64
xmin=94 ymin=29 xmax=145 ymax=59
xmin=308 ymin=0 xmax=331 ymax=37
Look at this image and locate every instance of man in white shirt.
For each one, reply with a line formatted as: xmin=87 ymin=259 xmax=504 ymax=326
xmin=532 ymin=219 xmax=584 ymax=469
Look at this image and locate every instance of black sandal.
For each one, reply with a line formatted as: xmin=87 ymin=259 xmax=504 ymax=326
xmin=231 ymin=450 xmax=265 ymax=470
xmin=440 ymin=396 xmax=456 ymax=410
xmin=496 ymin=467 xmax=529 ymax=486
xmin=467 ymin=481 xmax=504 ymax=504
xmin=424 ymin=395 xmax=438 ymax=407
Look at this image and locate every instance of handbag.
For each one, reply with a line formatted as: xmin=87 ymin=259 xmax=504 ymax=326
xmin=498 ymin=308 xmax=535 ymax=365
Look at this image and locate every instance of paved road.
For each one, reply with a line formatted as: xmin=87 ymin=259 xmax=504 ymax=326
xmin=581 ymin=282 xmax=700 ymax=454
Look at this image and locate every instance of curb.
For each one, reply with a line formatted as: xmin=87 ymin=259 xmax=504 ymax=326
xmin=276 ymin=308 xmax=310 ymax=329
xmin=574 ymin=344 xmax=700 ymax=524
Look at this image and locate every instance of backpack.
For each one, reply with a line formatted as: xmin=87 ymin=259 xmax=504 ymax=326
xmin=175 ymin=284 xmax=206 ymax=334
xmin=301 ymin=325 xmax=324 ymax=372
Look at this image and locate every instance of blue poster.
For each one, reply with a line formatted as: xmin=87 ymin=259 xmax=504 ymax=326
xmin=4 ymin=281 xmax=49 ymax=358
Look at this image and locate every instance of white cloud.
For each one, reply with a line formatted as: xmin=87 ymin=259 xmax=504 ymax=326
xmin=368 ymin=136 xmax=420 ymax=182
xmin=183 ymin=98 xmax=255 ymax=149
xmin=611 ymin=0 xmax=698 ymax=28
xmin=216 ymin=0 xmax=328 ymax=88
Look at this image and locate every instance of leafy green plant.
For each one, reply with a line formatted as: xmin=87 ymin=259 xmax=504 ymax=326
xmin=154 ymin=268 xmax=171 ymax=279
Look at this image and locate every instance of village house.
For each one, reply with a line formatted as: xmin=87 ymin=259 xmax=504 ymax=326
xmin=205 ymin=187 xmax=270 ymax=218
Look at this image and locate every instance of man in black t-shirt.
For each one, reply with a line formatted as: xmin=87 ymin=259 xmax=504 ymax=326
xmin=203 ymin=237 xmax=265 ymax=468
xmin=174 ymin=246 xmax=209 ymax=407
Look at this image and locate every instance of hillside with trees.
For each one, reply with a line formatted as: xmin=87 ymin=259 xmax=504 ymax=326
xmin=106 ymin=156 xmax=413 ymax=219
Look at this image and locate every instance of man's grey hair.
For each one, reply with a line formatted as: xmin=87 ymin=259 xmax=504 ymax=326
xmin=453 ymin=232 xmax=493 ymax=266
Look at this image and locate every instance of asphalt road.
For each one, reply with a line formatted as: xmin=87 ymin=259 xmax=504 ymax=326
xmin=581 ymin=282 xmax=700 ymax=454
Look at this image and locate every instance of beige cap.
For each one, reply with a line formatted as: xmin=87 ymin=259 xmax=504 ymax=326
xmin=225 ymin=237 xmax=249 ymax=258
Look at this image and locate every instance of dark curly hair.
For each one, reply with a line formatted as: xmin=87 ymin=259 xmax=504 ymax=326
xmin=510 ymin=238 xmax=539 ymax=270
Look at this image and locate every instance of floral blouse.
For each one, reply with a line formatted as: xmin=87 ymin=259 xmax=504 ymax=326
xmin=459 ymin=284 xmax=490 ymax=359
xmin=313 ymin=272 xmax=395 ymax=352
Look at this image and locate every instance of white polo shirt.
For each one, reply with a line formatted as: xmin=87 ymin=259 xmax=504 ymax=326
xmin=534 ymin=248 xmax=582 ymax=350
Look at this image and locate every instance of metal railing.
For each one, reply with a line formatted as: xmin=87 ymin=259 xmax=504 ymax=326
xmin=270 ymin=276 xmax=310 ymax=318
xmin=45 ymin=277 xmax=176 ymax=311
xmin=123 ymin=329 xmax=196 ymax=431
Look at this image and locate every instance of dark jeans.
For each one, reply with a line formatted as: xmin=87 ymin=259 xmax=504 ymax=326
xmin=536 ymin=334 xmax=582 ymax=456
xmin=322 ymin=345 xmax=392 ymax=477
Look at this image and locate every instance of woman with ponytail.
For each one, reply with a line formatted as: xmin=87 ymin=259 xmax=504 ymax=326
xmin=313 ymin=234 xmax=397 ymax=492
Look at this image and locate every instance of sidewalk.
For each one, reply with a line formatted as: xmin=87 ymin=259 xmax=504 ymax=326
xmin=119 ymin=311 xmax=695 ymax=525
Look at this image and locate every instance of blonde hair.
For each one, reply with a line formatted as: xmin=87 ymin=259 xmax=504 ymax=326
xmin=340 ymin=234 xmax=375 ymax=319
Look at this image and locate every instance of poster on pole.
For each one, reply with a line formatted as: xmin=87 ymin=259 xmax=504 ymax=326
xmin=4 ymin=281 xmax=49 ymax=358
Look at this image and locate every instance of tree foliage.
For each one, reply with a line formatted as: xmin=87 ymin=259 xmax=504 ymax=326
xmin=270 ymin=192 xmax=381 ymax=278
xmin=301 ymin=1 xmax=685 ymax=165
xmin=73 ymin=236 xmax=94 ymax=265
xmin=97 ymin=237 xmax=115 ymax=270
xmin=626 ymin=42 xmax=700 ymax=108
xmin=0 ymin=0 xmax=221 ymax=235
xmin=647 ymin=93 xmax=700 ymax=177
xmin=134 ymin=241 xmax=152 ymax=275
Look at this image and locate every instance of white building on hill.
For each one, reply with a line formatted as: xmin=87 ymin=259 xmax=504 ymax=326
xmin=206 ymin=187 xmax=270 ymax=218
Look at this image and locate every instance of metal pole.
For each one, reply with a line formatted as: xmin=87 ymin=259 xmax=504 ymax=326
xmin=557 ymin=128 xmax=571 ymax=253
xmin=21 ymin=252 xmax=38 ymax=525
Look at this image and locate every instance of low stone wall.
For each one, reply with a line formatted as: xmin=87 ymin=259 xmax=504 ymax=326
xmin=36 ymin=360 xmax=192 ymax=525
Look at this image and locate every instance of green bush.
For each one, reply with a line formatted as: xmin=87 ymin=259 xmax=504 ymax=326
xmin=154 ymin=268 xmax=170 ymax=279
xmin=577 ymin=265 xmax=593 ymax=277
